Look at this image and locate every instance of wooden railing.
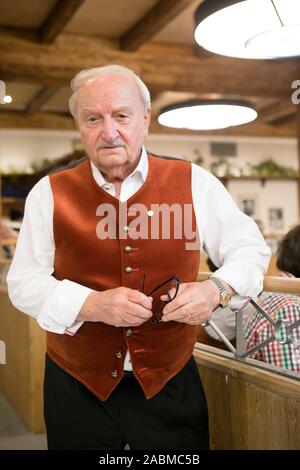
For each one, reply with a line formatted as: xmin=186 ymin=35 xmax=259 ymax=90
xmin=197 ymin=271 xmax=300 ymax=369
xmin=197 ymin=271 xmax=300 ymax=295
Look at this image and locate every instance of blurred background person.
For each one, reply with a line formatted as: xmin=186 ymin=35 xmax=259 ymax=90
xmin=0 ymin=221 xmax=18 ymax=258
xmin=0 ymin=221 xmax=18 ymax=287
xmin=245 ymin=225 xmax=300 ymax=372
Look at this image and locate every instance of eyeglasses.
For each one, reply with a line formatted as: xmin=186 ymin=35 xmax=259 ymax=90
xmin=140 ymin=274 xmax=180 ymax=324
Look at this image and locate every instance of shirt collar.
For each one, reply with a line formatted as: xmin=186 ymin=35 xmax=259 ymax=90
xmin=90 ymin=146 xmax=148 ymax=187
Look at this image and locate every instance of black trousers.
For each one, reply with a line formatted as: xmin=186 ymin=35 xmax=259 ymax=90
xmin=44 ymin=354 xmax=209 ymax=450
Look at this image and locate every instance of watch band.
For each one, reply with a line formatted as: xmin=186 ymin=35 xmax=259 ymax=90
xmin=210 ymin=276 xmax=232 ymax=308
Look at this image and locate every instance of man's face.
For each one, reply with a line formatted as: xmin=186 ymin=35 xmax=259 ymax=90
xmin=74 ymin=75 xmax=151 ymax=175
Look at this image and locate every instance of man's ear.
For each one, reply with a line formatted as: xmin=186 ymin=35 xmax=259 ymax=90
xmin=144 ymin=107 xmax=151 ymax=137
xmin=74 ymin=117 xmax=80 ymax=131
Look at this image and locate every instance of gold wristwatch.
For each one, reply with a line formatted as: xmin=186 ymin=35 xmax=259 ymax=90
xmin=210 ymin=277 xmax=232 ymax=308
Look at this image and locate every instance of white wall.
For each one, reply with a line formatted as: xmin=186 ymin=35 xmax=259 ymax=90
xmin=228 ymin=179 xmax=298 ymax=234
xmin=146 ymin=134 xmax=298 ymax=171
xmin=0 ymin=129 xmax=298 ymax=234
xmin=146 ymin=134 xmax=299 ymax=235
xmin=0 ymin=129 xmax=79 ymax=173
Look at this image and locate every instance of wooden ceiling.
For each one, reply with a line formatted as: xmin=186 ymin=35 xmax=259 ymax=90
xmin=0 ymin=0 xmax=299 ymax=138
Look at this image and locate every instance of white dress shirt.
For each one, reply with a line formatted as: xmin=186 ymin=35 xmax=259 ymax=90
xmin=7 ymin=147 xmax=271 ymax=369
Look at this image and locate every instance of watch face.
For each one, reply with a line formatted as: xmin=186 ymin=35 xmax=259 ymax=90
xmin=221 ymin=292 xmax=231 ymax=307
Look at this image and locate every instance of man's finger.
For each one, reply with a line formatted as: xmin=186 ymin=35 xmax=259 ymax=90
xmin=162 ymin=304 xmax=191 ymax=322
xmin=128 ymin=289 xmax=153 ymax=309
xmin=162 ymin=294 xmax=190 ymax=315
xmin=127 ymin=302 xmax=153 ymax=320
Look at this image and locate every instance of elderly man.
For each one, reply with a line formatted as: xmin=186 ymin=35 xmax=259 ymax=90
xmin=7 ymin=65 xmax=270 ymax=450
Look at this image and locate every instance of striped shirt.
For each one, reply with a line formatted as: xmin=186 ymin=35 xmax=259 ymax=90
xmin=244 ymin=273 xmax=300 ymax=372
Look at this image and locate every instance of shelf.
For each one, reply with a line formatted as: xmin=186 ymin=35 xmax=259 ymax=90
xmin=1 ymin=173 xmax=35 ymax=178
xmin=1 ymin=197 xmax=26 ymax=203
xmin=219 ymin=175 xmax=299 ymax=187
xmin=0 ymin=238 xmax=17 ymax=245
xmin=220 ymin=175 xmax=299 ymax=181
xmin=0 ymin=258 xmax=12 ymax=265
xmin=263 ymin=231 xmax=285 ymax=237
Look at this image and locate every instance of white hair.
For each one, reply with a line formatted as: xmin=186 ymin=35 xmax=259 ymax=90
xmin=68 ymin=65 xmax=151 ymax=117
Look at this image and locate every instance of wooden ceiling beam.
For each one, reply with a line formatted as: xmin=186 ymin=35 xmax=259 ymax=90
xmin=270 ymin=114 xmax=296 ymax=127
xmin=0 ymin=110 xmax=76 ymax=130
xmin=259 ymin=100 xmax=296 ymax=123
xmin=0 ymin=31 xmax=299 ymax=99
xmin=39 ymin=0 xmax=86 ymax=44
xmin=120 ymin=0 xmax=197 ymax=51
xmin=0 ymin=26 xmax=38 ymax=42
xmin=0 ymin=109 xmax=296 ymax=138
xmin=25 ymin=85 xmax=59 ymax=116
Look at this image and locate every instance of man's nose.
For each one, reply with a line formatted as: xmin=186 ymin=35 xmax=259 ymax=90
xmin=101 ymin=118 xmax=119 ymax=142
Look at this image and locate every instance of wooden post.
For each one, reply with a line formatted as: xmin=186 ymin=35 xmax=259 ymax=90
xmin=0 ymin=170 xmax=2 ymax=220
xmin=297 ymin=105 xmax=300 ymax=217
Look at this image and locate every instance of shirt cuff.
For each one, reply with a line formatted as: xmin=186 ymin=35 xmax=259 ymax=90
xmin=212 ymin=263 xmax=264 ymax=300
xmin=37 ymin=279 xmax=92 ymax=334
xmin=64 ymin=320 xmax=84 ymax=336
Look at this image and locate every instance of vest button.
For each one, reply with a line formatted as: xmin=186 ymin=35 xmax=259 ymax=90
xmin=125 ymin=328 xmax=132 ymax=337
xmin=124 ymin=246 xmax=132 ymax=253
xmin=111 ymin=370 xmax=118 ymax=378
xmin=125 ymin=266 xmax=133 ymax=274
xmin=115 ymin=351 xmax=123 ymax=359
xmin=123 ymin=226 xmax=129 ymax=233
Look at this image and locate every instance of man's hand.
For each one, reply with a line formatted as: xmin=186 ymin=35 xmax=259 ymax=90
xmin=160 ymin=280 xmax=223 ymax=325
xmin=77 ymin=287 xmax=153 ymax=327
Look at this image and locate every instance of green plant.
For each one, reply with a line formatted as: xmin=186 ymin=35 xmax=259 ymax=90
xmin=251 ymin=159 xmax=298 ymax=177
xmin=210 ymin=158 xmax=230 ymax=176
xmin=193 ymin=148 xmax=204 ymax=166
xmin=30 ymin=150 xmax=86 ymax=174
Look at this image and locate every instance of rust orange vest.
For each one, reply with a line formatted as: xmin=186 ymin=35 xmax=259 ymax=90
xmin=47 ymin=154 xmax=200 ymax=400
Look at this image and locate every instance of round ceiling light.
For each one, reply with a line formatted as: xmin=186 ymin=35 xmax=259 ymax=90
xmin=158 ymin=100 xmax=257 ymax=131
xmin=194 ymin=0 xmax=300 ymax=59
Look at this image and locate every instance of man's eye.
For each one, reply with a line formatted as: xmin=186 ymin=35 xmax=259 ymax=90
xmin=87 ymin=116 xmax=97 ymax=123
xmin=117 ymin=114 xmax=129 ymax=120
